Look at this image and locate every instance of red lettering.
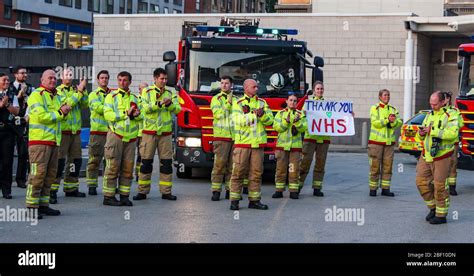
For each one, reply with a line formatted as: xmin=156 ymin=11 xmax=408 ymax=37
xmin=312 ymin=118 xmax=322 ymax=132
xmin=324 ymin=118 xmax=335 ymax=133
xmin=337 ymin=119 xmax=347 ymax=133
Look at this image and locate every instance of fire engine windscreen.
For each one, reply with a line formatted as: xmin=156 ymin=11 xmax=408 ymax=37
xmin=187 ymin=50 xmax=304 ymax=97
xmin=459 ymin=55 xmax=474 ymax=96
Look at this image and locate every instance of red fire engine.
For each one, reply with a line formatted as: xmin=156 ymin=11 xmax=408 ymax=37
xmin=163 ymin=18 xmax=324 ymax=178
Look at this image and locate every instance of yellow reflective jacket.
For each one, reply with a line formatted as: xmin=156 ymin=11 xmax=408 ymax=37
xmin=104 ymin=88 xmax=143 ymax=142
xmin=445 ymin=105 xmax=463 ymax=144
xmin=274 ymin=108 xmax=306 ymax=151
xmin=303 ymin=95 xmax=331 ymax=144
xmin=56 ymin=84 xmax=88 ymax=134
xmin=211 ymin=90 xmax=235 ymax=141
xmin=27 ymin=86 xmax=64 ymax=146
xmin=88 ymin=86 xmax=110 ymax=134
xmin=369 ymin=102 xmax=402 ymax=145
xmin=232 ymin=94 xmax=274 ymax=148
xmin=140 ymin=85 xmax=181 ymax=136
xmin=417 ymin=108 xmax=459 ymax=162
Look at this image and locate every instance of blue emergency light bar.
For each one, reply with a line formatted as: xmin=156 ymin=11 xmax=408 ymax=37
xmin=196 ymin=25 xmax=298 ymax=36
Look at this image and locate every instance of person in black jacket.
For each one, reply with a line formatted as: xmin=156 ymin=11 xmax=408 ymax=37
xmin=0 ymin=72 xmax=20 ymax=199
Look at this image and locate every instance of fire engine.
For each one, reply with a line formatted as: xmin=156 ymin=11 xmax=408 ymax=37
xmin=163 ymin=18 xmax=324 ymax=178
xmin=457 ymin=43 xmax=474 ymax=169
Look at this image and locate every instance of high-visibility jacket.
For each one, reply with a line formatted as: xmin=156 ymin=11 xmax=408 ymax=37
xmin=274 ymin=108 xmax=307 ymax=151
xmin=56 ymin=84 xmax=88 ymax=134
xmin=232 ymin=94 xmax=274 ymax=148
xmin=369 ymin=102 xmax=402 ymax=145
xmin=137 ymin=94 xmax=143 ymax=138
xmin=27 ymin=86 xmax=64 ymax=146
xmin=303 ymin=95 xmax=331 ymax=144
xmin=417 ymin=108 xmax=459 ymax=162
xmin=445 ymin=105 xmax=464 ymax=144
xmin=140 ymin=85 xmax=181 ymax=136
xmin=89 ymin=86 xmax=110 ymax=135
xmin=104 ymin=88 xmax=142 ymax=142
xmin=211 ymin=90 xmax=235 ymax=141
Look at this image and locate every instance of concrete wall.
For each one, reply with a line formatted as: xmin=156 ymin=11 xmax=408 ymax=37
xmin=414 ymin=33 xmax=432 ymax=113
xmin=312 ymin=0 xmax=444 ymax=16
xmin=93 ymin=14 xmax=409 ymax=120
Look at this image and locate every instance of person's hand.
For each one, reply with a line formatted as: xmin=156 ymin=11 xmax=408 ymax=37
xmin=388 ymin=114 xmax=396 ymax=123
xmin=286 ymin=112 xmax=291 ymax=123
xmin=60 ymin=104 xmax=71 ymax=115
xmin=293 ymin=112 xmax=301 ymax=123
xmin=18 ymin=84 xmax=27 ymax=98
xmin=127 ymin=107 xmax=135 ymax=117
xmin=242 ymin=105 xmax=250 ymax=114
xmin=256 ymin=108 xmax=264 ymax=118
xmin=77 ymin=78 xmax=87 ymax=93
xmin=0 ymin=96 xmax=8 ymax=108
xmin=133 ymin=108 xmax=140 ymax=117
xmin=163 ymin=97 xmax=172 ymax=107
xmin=419 ymin=126 xmax=429 ymax=136
xmin=227 ymin=92 xmax=233 ymax=104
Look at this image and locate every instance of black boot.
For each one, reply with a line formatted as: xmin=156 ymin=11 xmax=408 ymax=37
xmin=381 ymin=188 xmax=395 ymax=197
xmin=313 ymin=188 xmax=324 ymax=197
xmin=230 ymin=200 xmax=239 ymax=210
xmin=17 ymin=180 xmax=27 ymax=189
xmin=49 ymin=191 xmax=58 ymax=204
xmin=211 ymin=191 xmax=220 ymax=201
xmin=225 ymin=190 xmax=230 ymax=200
xmin=65 ymin=190 xmax=86 ymax=197
xmin=133 ymin=193 xmax=147 ymax=200
xmin=449 ymin=185 xmax=458 ymax=196
xmin=429 ymin=216 xmax=447 ymax=225
xmin=289 ymin=192 xmax=299 ymax=199
xmin=242 ymin=187 xmax=249 ymax=194
xmin=425 ymin=209 xmax=436 ymax=222
xmin=272 ymin=191 xmax=283 ymax=198
xmin=39 ymin=206 xmax=61 ymax=216
xmin=103 ymin=196 xmax=121 ymax=206
xmin=248 ymin=201 xmax=268 ymax=210
xmin=119 ymin=195 xmax=133 ymax=206
xmin=28 ymin=208 xmax=43 ymax=220
xmin=88 ymin=187 xmax=97 ymax=196
xmin=162 ymin=194 xmax=177 ymax=201
xmin=369 ymin=190 xmax=377 ymax=197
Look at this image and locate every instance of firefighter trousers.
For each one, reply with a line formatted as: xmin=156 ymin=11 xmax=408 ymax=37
xmin=368 ymin=144 xmax=394 ymax=190
xmin=299 ymin=142 xmax=329 ymax=189
xmin=447 ymin=145 xmax=458 ymax=186
xmin=86 ymin=134 xmax=107 ymax=188
xmin=230 ymin=147 xmax=263 ymax=202
xmin=275 ymin=150 xmax=301 ymax=192
xmin=416 ymin=155 xmax=451 ymax=218
xmin=211 ymin=140 xmax=233 ymax=192
xmin=137 ymin=133 xmax=173 ymax=195
xmin=102 ymin=131 xmax=135 ymax=197
xmin=26 ymin=145 xmax=58 ymax=208
xmin=53 ymin=133 xmax=82 ymax=193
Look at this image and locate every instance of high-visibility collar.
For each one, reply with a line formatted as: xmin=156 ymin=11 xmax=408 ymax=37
xmin=117 ymin=88 xmax=130 ymax=96
xmin=312 ymin=95 xmax=324 ymax=100
xmin=378 ymin=101 xmax=389 ymax=108
xmin=244 ymin=94 xmax=257 ymax=101
xmin=97 ymin=86 xmax=109 ymax=94
xmin=39 ymin=85 xmax=56 ymax=95
xmin=220 ymin=90 xmax=231 ymax=99
xmin=152 ymin=84 xmax=165 ymax=93
xmin=59 ymin=84 xmax=72 ymax=91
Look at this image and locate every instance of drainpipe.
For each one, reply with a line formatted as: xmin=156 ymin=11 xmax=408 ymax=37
xmin=403 ymin=30 xmax=414 ymax=123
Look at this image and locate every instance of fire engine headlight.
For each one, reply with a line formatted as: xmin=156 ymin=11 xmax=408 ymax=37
xmin=177 ymin=137 xmax=201 ymax=147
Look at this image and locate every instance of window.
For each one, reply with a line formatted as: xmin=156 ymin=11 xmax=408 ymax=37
xmin=119 ymin=0 xmax=125 ymax=13
xmin=4 ymin=4 xmax=12 ymax=20
xmin=45 ymin=0 xmax=52 ymax=3
xmin=138 ymin=0 xmax=148 ymax=13
xmin=103 ymin=0 xmax=114 ymax=13
xmin=173 ymin=9 xmax=181 ymax=13
xmin=127 ymin=0 xmax=133 ymax=13
xmin=75 ymin=0 xmax=82 ymax=9
xmin=150 ymin=4 xmax=160 ymax=13
xmin=59 ymin=0 xmax=73 ymax=7
xmin=88 ymin=0 xmax=100 ymax=12
xmin=164 ymin=7 xmax=169 ymax=13
xmin=173 ymin=0 xmax=182 ymax=6
xmin=18 ymin=12 xmax=32 ymax=25
xmin=442 ymin=49 xmax=459 ymax=64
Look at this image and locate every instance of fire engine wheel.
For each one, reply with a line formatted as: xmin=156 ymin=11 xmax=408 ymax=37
xmin=176 ymin=166 xmax=193 ymax=179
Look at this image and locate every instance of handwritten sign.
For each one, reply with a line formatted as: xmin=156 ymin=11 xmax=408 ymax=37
xmin=304 ymin=100 xmax=355 ymax=136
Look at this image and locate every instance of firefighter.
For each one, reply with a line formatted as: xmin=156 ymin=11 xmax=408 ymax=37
xmin=272 ymin=94 xmax=306 ymax=199
xmin=86 ymin=70 xmax=111 ymax=195
xmin=416 ymin=92 xmax=459 ymax=225
xmin=25 ymin=69 xmax=70 ymax=218
xmin=134 ymin=82 xmax=148 ymax=182
xmin=133 ymin=68 xmax=181 ymax=201
xmin=102 ymin=71 xmax=142 ymax=206
xmin=229 ymin=79 xmax=273 ymax=210
xmin=0 ymin=73 xmax=20 ymax=199
xmin=367 ymin=89 xmax=402 ymax=196
xmin=299 ymin=81 xmax=330 ymax=197
xmin=50 ymin=69 xmax=88 ymax=204
xmin=210 ymin=76 xmax=235 ymax=201
xmin=442 ymin=91 xmax=464 ymax=196
xmin=9 ymin=65 xmax=34 ymax=189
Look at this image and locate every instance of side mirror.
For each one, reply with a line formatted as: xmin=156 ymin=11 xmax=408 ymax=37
xmin=163 ymin=51 xmax=176 ymax=62
xmin=165 ymin=62 xmax=178 ymax=87
xmin=312 ymin=67 xmax=323 ymax=84
xmin=314 ymin=56 xmax=324 ymax=68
